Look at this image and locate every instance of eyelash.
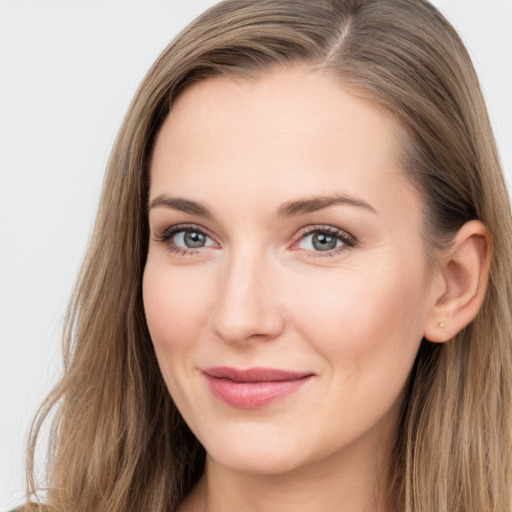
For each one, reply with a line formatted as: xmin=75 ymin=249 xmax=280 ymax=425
xmin=154 ymin=224 xmax=215 ymax=256
xmin=154 ymin=223 xmax=357 ymax=257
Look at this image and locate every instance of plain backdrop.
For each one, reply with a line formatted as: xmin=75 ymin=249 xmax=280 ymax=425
xmin=1 ymin=0 xmax=511 ymax=509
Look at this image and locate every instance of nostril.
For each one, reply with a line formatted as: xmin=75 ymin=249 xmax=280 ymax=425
xmin=209 ymin=296 xmax=285 ymax=344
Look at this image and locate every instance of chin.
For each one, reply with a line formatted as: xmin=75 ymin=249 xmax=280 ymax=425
xmin=199 ymin=421 xmax=312 ymax=476
xmin=209 ymin=446 xmax=307 ymax=476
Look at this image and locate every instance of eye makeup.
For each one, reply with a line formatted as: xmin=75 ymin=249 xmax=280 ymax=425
xmin=153 ymin=223 xmax=219 ymax=256
xmin=153 ymin=222 xmax=357 ymax=259
xmin=291 ymin=225 xmax=357 ymax=258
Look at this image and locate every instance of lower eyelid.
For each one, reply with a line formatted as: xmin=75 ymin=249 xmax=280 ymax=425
xmin=300 ymin=245 xmax=348 ymax=258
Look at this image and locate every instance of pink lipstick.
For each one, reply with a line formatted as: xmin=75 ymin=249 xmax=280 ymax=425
xmin=203 ymin=366 xmax=314 ymax=409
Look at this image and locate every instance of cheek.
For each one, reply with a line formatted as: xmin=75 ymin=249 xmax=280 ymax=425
xmin=142 ymin=258 xmax=220 ymax=427
xmin=142 ymin=260 xmax=214 ymax=355
xmin=290 ymin=262 xmax=427 ymax=377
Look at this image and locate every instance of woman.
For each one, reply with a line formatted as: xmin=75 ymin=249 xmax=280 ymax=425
xmin=20 ymin=0 xmax=512 ymax=511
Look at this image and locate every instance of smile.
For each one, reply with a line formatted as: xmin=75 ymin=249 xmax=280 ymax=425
xmin=203 ymin=367 xmax=314 ymax=409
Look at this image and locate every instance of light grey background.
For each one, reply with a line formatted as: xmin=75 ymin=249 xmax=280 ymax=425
xmin=1 ymin=0 xmax=511 ymax=509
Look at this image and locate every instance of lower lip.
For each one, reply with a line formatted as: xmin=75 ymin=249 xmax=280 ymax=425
xmin=205 ymin=375 xmax=312 ymax=409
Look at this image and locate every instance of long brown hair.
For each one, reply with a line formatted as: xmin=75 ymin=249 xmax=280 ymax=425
xmin=23 ymin=1 xmax=512 ymax=511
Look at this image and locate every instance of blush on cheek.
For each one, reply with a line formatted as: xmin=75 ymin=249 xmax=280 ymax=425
xmin=143 ymin=268 xmax=211 ymax=353
xmin=299 ymin=266 xmax=424 ymax=369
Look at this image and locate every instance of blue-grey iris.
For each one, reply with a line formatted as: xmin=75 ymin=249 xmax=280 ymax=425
xmin=313 ymin=233 xmax=337 ymax=251
xmin=184 ymin=231 xmax=206 ymax=248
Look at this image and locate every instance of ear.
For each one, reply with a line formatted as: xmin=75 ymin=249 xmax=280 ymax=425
xmin=424 ymin=220 xmax=491 ymax=343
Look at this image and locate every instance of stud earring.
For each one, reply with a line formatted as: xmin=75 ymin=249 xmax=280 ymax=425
xmin=439 ymin=322 xmax=446 ymax=329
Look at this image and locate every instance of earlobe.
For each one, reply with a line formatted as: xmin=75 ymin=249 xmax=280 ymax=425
xmin=424 ymin=220 xmax=491 ymax=343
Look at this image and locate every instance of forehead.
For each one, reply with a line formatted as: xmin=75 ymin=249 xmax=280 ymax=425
xmin=150 ymin=65 xmax=420 ymax=233
xmin=161 ymin=66 xmax=401 ymax=165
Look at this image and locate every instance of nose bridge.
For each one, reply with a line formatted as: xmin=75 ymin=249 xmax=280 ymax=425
xmin=210 ymin=244 xmax=283 ymax=343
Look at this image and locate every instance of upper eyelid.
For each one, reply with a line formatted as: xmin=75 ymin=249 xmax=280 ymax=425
xmin=294 ymin=225 xmax=356 ymax=242
xmin=157 ymin=223 xmax=213 ymax=239
xmin=155 ymin=223 xmax=352 ymax=237
xmin=298 ymin=225 xmax=346 ymax=235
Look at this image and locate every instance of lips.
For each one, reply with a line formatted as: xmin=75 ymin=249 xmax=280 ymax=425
xmin=203 ymin=366 xmax=314 ymax=409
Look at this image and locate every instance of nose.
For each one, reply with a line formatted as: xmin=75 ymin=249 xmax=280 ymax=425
xmin=209 ymin=249 xmax=285 ymax=344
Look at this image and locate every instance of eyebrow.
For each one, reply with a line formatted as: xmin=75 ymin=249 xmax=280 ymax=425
xmin=278 ymin=194 xmax=377 ymax=217
xmin=148 ymin=195 xmax=212 ymax=217
xmin=148 ymin=193 xmax=376 ymax=218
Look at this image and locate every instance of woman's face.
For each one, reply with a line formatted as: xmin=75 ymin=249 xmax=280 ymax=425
xmin=143 ymin=66 xmax=439 ymax=476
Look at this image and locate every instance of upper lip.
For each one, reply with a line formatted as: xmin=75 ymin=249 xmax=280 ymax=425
xmin=203 ymin=366 xmax=314 ymax=383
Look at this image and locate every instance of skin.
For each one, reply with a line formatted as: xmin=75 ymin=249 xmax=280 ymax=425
xmin=142 ymin=66 xmax=458 ymax=511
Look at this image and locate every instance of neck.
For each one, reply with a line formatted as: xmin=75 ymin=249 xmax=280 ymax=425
xmin=183 ymin=418 xmax=397 ymax=512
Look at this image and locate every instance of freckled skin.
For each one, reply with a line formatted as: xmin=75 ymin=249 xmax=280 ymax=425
xmin=143 ymin=66 xmax=440 ymax=511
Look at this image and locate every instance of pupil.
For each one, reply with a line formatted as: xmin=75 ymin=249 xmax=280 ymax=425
xmin=184 ymin=231 xmax=206 ymax=248
xmin=312 ymin=233 xmax=337 ymax=251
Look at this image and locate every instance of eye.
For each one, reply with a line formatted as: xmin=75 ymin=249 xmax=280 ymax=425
xmin=155 ymin=224 xmax=218 ymax=254
xmin=299 ymin=232 xmax=341 ymax=251
xmin=293 ymin=226 xmax=356 ymax=256
xmin=174 ymin=230 xmax=212 ymax=249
